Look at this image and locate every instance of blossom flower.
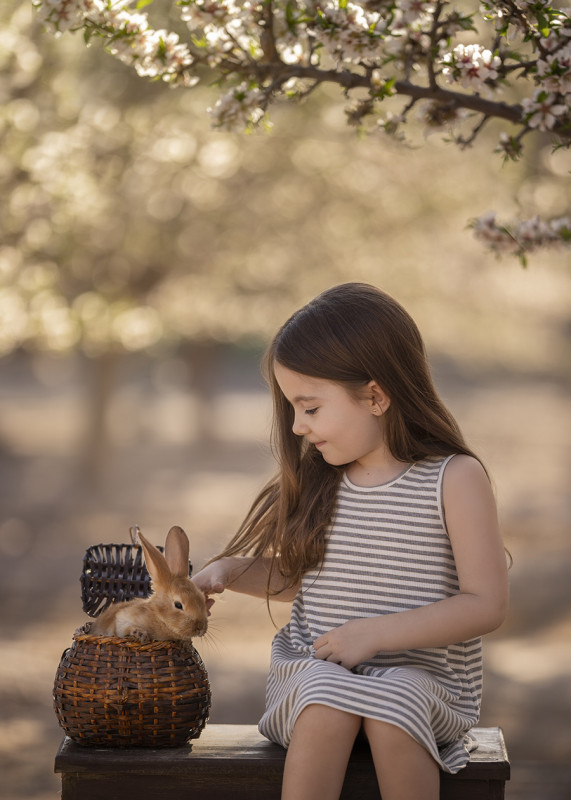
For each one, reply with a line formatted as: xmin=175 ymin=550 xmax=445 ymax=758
xmin=397 ymin=0 xmax=436 ymax=27
xmin=383 ymin=26 xmax=433 ymax=65
xmin=549 ymin=217 xmax=571 ymax=237
xmin=279 ymin=41 xmax=305 ymax=65
xmin=472 ymin=211 xmax=570 ymax=257
xmin=208 ymin=83 xmax=265 ymax=131
xmin=521 ymin=90 xmax=568 ymax=130
xmin=100 ymin=16 xmax=195 ymax=82
xmin=182 ymin=0 xmax=262 ymax=65
xmin=181 ymin=0 xmax=241 ymax=28
xmin=35 ymin=0 xmax=105 ymax=33
xmin=314 ymin=1 xmax=383 ymax=64
xmin=536 ymin=44 xmax=571 ymax=95
xmin=516 ymin=215 xmax=557 ymax=246
xmin=471 ymin=212 xmax=519 ymax=254
xmin=441 ymin=43 xmax=501 ymax=92
xmin=541 ymin=13 xmax=571 ymax=51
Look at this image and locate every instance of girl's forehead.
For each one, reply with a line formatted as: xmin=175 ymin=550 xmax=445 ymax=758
xmin=273 ymin=364 xmax=340 ymax=401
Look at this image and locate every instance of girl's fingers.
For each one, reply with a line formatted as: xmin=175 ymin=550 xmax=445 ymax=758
xmin=205 ymin=595 xmax=216 ymax=616
xmin=314 ymin=641 xmax=333 ymax=661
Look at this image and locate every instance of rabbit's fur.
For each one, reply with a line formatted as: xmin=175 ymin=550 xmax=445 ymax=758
xmin=90 ymin=526 xmax=208 ymax=646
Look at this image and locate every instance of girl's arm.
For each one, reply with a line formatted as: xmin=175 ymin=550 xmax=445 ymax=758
xmin=193 ymin=555 xmax=300 ymax=602
xmin=314 ymin=455 xmax=509 ymax=669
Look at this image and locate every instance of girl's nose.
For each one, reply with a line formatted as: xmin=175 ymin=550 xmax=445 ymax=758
xmin=292 ymin=413 xmax=309 ymax=437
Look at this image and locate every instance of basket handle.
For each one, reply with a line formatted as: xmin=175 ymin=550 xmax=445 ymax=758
xmin=129 ymin=525 xmax=142 ymax=546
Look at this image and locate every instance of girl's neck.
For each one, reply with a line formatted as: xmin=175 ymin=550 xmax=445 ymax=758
xmin=346 ymin=454 xmax=412 ymax=488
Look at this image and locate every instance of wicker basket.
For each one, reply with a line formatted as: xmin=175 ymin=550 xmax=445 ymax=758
xmin=55 ymin=528 xmax=209 ymax=748
xmin=54 ymin=628 xmax=211 ymax=748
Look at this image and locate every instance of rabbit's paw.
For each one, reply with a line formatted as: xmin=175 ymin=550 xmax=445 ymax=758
xmin=130 ymin=629 xmax=152 ymax=644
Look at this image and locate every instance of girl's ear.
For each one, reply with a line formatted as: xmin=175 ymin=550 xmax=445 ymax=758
xmin=367 ymin=380 xmax=391 ymax=416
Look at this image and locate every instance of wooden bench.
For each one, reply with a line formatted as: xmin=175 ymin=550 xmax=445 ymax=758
xmin=55 ymin=724 xmax=510 ymax=799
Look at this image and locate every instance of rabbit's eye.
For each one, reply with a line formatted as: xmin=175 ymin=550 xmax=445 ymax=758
xmin=174 ymin=601 xmax=183 ymax=610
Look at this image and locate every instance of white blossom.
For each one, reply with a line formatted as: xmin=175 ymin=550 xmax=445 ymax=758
xmin=208 ymin=83 xmax=265 ymax=131
xmin=472 ymin=211 xmax=519 ymax=254
xmin=383 ymin=25 xmax=433 ymax=66
xmin=182 ymin=0 xmax=263 ymax=65
xmin=517 ymin=215 xmax=557 ymax=245
xmin=35 ymin=0 xmax=105 ymax=33
xmin=314 ymin=1 xmax=383 ymax=64
xmin=395 ymin=0 xmax=436 ymax=29
xmin=549 ymin=216 xmax=571 ymax=236
xmin=472 ymin=211 xmax=570 ymax=256
xmin=521 ymin=90 xmax=568 ymax=130
xmin=279 ymin=41 xmax=305 ymax=65
xmin=441 ymin=43 xmax=501 ymax=91
xmin=536 ymin=44 xmax=571 ymax=95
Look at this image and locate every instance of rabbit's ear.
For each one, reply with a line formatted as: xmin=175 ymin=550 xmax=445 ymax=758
xmin=138 ymin=530 xmax=172 ymax=588
xmin=164 ymin=525 xmax=190 ymax=578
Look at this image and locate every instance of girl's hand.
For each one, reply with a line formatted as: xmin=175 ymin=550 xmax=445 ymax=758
xmin=193 ymin=554 xmax=300 ymax=605
xmin=192 ymin=558 xmax=234 ymax=616
xmin=313 ymin=617 xmax=382 ymax=670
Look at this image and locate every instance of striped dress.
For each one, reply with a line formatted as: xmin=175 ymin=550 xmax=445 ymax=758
xmin=258 ymin=456 xmax=482 ymax=774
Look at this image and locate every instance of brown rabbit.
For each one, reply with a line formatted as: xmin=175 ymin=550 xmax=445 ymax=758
xmin=90 ymin=526 xmax=208 ymax=646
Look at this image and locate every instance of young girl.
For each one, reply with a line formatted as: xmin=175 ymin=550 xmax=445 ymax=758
xmin=193 ymin=283 xmax=508 ymax=800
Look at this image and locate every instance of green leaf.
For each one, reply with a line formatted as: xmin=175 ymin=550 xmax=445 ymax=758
xmin=136 ymin=0 xmax=154 ymax=9
xmin=285 ymin=2 xmax=296 ymax=28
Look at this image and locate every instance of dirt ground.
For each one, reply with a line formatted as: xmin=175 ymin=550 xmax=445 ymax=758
xmin=0 ymin=350 xmax=569 ymax=799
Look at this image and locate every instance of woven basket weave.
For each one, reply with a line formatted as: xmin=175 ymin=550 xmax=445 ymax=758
xmin=54 ymin=628 xmax=210 ymax=748
xmin=80 ymin=542 xmax=191 ymax=617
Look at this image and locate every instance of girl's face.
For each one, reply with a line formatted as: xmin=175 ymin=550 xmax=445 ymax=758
xmin=274 ymin=363 xmax=388 ymax=469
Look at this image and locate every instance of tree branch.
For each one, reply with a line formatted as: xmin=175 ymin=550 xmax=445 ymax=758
xmin=251 ymin=62 xmax=526 ymax=126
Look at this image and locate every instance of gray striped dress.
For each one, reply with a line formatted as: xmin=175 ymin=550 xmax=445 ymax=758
xmin=258 ymin=456 xmax=482 ymax=773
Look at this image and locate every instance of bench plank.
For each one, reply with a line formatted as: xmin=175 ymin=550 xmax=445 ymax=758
xmin=55 ymin=724 xmax=510 ymax=800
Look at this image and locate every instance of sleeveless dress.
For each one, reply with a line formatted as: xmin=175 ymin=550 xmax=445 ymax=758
xmin=258 ymin=456 xmax=482 ymax=774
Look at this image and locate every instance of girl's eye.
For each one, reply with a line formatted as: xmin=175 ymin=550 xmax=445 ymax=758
xmin=305 ymin=408 xmax=318 ymax=416
xmin=174 ymin=601 xmax=183 ymax=610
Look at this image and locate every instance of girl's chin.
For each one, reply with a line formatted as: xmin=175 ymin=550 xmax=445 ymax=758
xmin=319 ymin=452 xmax=348 ymax=467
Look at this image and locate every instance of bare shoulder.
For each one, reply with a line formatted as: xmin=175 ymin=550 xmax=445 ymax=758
xmin=442 ymin=454 xmax=498 ymax=536
xmin=443 ymin=453 xmax=490 ymax=489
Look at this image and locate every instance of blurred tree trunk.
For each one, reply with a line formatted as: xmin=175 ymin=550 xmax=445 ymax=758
xmin=81 ymin=351 xmax=121 ymax=486
xmin=182 ymin=340 xmax=222 ymax=443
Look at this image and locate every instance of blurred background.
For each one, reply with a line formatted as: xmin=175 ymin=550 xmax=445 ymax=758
xmin=0 ymin=2 xmax=570 ymax=799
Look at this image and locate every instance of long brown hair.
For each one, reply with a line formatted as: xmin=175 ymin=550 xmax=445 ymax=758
xmin=212 ymin=283 xmax=482 ymax=592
